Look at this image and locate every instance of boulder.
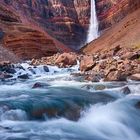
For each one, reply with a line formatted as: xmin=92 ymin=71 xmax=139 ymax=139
xmin=55 ymin=53 xmax=77 ymax=68
xmin=18 ymin=74 xmax=29 ymax=79
xmin=112 ymin=45 xmax=121 ymax=55
xmin=94 ymin=84 xmax=106 ymax=90
xmin=32 ymin=82 xmax=50 ymax=89
xmin=104 ymin=70 xmax=128 ymax=81
xmin=43 ymin=66 xmax=49 ymax=72
xmin=120 ymin=86 xmax=131 ymax=95
xmin=129 ymin=74 xmax=140 ymax=81
xmin=80 ymin=55 xmax=96 ymax=72
xmin=121 ymin=52 xmax=140 ymax=60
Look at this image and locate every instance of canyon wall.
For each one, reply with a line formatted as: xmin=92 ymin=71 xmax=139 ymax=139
xmin=0 ymin=2 xmax=70 ymax=60
xmin=1 ymin=0 xmax=90 ymax=49
xmin=0 ymin=0 xmax=140 ymax=61
xmin=96 ymin=0 xmax=140 ymax=31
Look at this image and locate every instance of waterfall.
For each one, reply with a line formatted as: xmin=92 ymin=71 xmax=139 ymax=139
xmin=87 ymin=0 xmax=98 ymax=43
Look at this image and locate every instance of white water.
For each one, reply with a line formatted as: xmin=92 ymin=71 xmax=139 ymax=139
xmin=0 ymin=62 xmax=140 ymax=140
xmin=87 ymin=0 xmax=99 ymax=43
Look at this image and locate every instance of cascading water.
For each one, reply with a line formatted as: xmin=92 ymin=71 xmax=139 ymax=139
xmin=0 ymin=63 xmax=140 ymax=140
xmin=87 ymin=0 xmax=99 ymax=43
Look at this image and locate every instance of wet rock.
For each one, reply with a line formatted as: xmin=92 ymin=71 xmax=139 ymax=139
xmin=28 ymin=67 xmax=36 ymax=74
xmin=94 ymin=85 xmax=106 ymax=91
xmin=81 ymin=84 xmax=94 ymax=90
xmin=5 ymin=68 xmax=16 ymax=74
xmin=43 ymin=66 xmax=49 ymax=72
xmin=32 ymin=82 xmax=50 ymax=89
xmin=80 ymin=55 xmax=96 ymax=72
xmin=84 ymin=73 xmax=102 ymax=82
xmin=0 ymin=72 xmax=13 ymax=79
xmin=18 ymin=74 xmax=29 ymax=79
xmin=0 ymin=61 xmax=16 ymax=74
xmin=120 ymin=86 xmax=131 ymax=95
xmin=129 ymin=74 xmax=140 ymax=81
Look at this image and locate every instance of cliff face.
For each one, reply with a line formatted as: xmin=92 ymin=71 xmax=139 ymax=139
xmin=0 ymin=0 xmax=140 ymax=60
xmin=0 ymin=2 xmax=70 ymax=60
xmin=1 ymin=0 xmax=90 ymax=49
xmin=97 ymin=0 xmax=140 ymax=31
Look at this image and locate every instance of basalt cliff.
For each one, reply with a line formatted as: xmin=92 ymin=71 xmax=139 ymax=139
xmin=0 ymin=0 xmax=140 ymax=61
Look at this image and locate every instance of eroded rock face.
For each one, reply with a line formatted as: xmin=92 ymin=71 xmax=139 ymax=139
xmin=0 ymin=0 xmax=140 ymax=58
xmin=1 ymin=0 xmax=90 ymax=50
xmin=0 ymin=3 xmax=70 ymax=61
xmin=97 ymin=0 xmax=140 ymax=31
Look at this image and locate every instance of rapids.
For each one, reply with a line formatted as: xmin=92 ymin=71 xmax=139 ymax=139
xmin=0 ymin=62 xmax=140 ymax=140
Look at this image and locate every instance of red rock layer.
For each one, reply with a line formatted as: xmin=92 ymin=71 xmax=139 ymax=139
xmin=1 ymin=0 xmax=90 ymax=49
xmin=97 ymin=0 xmax=140 ymax=31
xmin=0 ymin=3 xmax=70 ymax=60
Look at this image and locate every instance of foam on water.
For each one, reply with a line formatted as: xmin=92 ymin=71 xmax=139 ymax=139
xmin=0 ymin=61 xmax=140 ymax=140
xmin=0 ymin=96 xmax=140 ymax=140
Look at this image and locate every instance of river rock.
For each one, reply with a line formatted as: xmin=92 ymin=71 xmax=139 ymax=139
xmin=43 ymin=66 xmax=49 ymax=72
xmin=18 ymin=74 xmax=29 ymax=79
xmin=32 ymin=82 xmax=50 ymax=89
xmin=120 ymin=86 xmax=131 ymax=95
xmin=94 ymin=84 xmax=106 ymax=91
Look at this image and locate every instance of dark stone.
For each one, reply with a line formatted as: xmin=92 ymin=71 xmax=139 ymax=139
xmin=120 ymin=86 xmax=131 ymax=95
xmin=18 ymin=74 xmax=29 ymax=79
xmin=129 ymin=53 xmax=140 ymax=60
xmin=5 ymin=68 xmax=16 ymax=74
xmin=32 ymin=82 xmax=50 ymax=89
xmin=28 ymin=67 xmax=36 ymax=74
xmin=113 ymin=45 xmax=121 ymax=55
xmin=43 ymin=66 xmax=49 ymax=72
xmin=0 ymin=72 xmax=13 ymax=79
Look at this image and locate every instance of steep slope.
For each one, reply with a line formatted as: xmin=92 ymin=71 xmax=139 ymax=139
xmin=97 ymin=0 xmax=140 ymax=31
xmin=82 ymin=8 xmax=140 ymax=54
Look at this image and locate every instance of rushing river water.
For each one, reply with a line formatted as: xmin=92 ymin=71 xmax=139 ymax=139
xmin=0 ymin=63 xmax=140 ymax=140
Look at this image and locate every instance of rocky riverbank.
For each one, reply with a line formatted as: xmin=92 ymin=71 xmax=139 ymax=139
xmin=0 ymin=46 xmax=139 ymax=82
xmin=30 ymin=46 xmax=140 ymax=82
